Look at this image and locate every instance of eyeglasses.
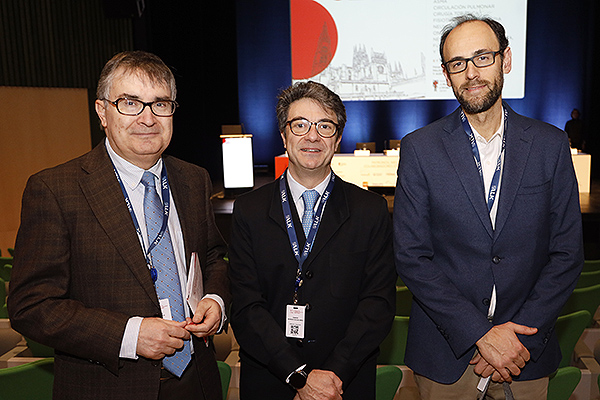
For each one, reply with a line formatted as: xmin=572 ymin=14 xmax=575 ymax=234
xmin=102 ymin=98 xmax=178 ymax=117
xmin=443 ymin=50 xmax=502 ymax=74
xmin=286 ymin=118 xmax=339 ymax=138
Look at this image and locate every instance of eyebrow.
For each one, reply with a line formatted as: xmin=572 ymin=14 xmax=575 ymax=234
xmin=116 ymin=93 xmax=172 ymax=101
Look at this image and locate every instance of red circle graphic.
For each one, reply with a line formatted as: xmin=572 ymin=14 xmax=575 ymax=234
xmin=291 ymin=0 xmax=338 ymax=80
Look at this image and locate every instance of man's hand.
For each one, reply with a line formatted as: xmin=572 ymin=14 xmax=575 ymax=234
xmin=136 ymin=318 xmax=190 ymax=359
xmin=293 ymin=370 xmax=343 ymax=400
xmin=185 ymin=298 xmax=221 ymax=337
xmin=475 ymin=322 xmax=537 ymax=382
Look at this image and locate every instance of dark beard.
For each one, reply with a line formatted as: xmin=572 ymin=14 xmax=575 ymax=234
xmin=454 ymin=72 xmax=504 ymax=115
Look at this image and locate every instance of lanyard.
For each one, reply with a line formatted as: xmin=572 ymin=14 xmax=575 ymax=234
xmin=280 ymin=170 xmax=335 ymax=304
xmin=110 ymin=158 xmax=171 ymax=282
xmin=460 ymin=108 xmax=508 ymax=213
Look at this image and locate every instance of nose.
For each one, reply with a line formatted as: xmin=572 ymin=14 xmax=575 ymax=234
xmin=304 ymin=123 xmax=320 ymax=141
xmin=464 ymin=59 xmax=479 ymax=80
xmin=137 ymin=105 xmax=157 ymax=125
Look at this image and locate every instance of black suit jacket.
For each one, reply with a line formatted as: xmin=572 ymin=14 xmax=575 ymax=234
xmin=8 ymin=143 xmax=230 ymax=400
xmin=229 ymin=175 xmax=396 ymax=400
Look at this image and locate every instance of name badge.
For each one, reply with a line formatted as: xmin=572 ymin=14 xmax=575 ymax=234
xmin=159 ymin=298 xmax=173 ymax=320
xmin=286 ymin=304 xmax=306 ymax=339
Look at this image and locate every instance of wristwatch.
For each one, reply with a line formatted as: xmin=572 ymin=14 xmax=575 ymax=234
xmin=287 ymin=368 xmax=308 ymax=389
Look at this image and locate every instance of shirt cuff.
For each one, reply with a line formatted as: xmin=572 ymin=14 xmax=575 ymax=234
xmin=119 ymin=316 xmax=143 ymax=359
xmin=203 ymin=294 xmax=226 ymax=332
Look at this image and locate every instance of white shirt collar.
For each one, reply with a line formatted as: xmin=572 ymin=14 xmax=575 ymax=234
xmin=105 ymin=138 xmax=163 ymax=189
xmin=286 ymin=170 xmax=331 ymax=204
xmin=469 ymin=107 xmax=505 ymax=144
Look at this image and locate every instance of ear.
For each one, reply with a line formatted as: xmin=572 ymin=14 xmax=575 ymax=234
xmin=95 ymin=99 xmax=108 ymax=129
xmin=502 ymin=46 xmax=512 ymax=74
xmin=280 ymin=131 xmax=287 ymax=149
xmin=442 ymin=64 xmax=453 ymax=87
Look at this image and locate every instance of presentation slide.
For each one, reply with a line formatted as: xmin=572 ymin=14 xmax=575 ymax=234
xmin=290 ymin=0 xmax=527 ymax=101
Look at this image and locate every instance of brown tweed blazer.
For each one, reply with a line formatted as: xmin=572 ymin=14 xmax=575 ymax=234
xmin=8 ymin=142 xmax=230 ymax=400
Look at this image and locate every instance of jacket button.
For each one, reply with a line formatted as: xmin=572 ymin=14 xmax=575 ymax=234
xmin=482 ymin=298 xmax=490 ymax=306
xmin=492 ymin=256 xmax=501 ymax=264
xmin=305 ymin=270 xmax=313 ymax=279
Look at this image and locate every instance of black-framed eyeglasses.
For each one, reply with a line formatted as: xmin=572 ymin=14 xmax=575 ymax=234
xmin=102 ymin=98 xmax=179 ymax=117
xmin=286 ymin=118 xmax=339 ymax=138
xmin=443 ymin=50 xmax=502 ymax=74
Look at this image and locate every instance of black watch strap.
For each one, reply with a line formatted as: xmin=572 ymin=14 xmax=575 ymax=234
xmin=288 ymin=369 xmax=308 ymax=389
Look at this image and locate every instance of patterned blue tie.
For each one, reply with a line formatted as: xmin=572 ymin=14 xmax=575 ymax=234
xmin=141 ymin=171 xmax=191 ymax=377
xmin=301 ymin=189 xmax=320 ymax=237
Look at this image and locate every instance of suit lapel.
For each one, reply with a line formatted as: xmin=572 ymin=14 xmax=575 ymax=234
xmin=164 ymin=157 xmax=193 ymax=272
xmin=442 ymin=111 xmax=494 ymax=238
xmin=493 ymin=106 xmax=533 ymax=238
xmin=79 ymin=144 xmax=159 ymax=308
xmin=305 ymin=178 xmax=349 ymax=267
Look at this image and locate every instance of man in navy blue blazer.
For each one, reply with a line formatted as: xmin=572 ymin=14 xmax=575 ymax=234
xmin=393 ymin=15 xmax=583 ymax=399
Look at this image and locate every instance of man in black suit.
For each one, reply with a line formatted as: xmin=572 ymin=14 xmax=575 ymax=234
xmin=229 ymin=81 xmax=396 ymax=400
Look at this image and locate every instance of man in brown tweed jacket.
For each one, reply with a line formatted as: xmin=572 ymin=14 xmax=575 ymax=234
xmin=8 ymin=51 xmax=230 ymax=400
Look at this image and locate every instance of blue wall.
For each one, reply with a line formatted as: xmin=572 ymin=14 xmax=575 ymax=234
xmin=236 ymin=0 xmax=596 ymax=166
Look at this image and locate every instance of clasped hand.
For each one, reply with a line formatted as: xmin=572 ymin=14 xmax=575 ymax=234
xmin=136 ymin=298 xmax=222 ymax=359
xmin=472 ymin=321 xmax=537 ymax=383
xmin=293 ymin=370 xmax=343 ymax=400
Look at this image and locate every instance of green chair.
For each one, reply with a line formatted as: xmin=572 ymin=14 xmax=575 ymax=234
xmin=0 ymin=358 xmax=54 ymax=400
xmin=395 ymin=286 xmax=413 ymax=317
xmin=7 ymin=248 xmax=14 ymax=257
xmin=554 ymin=310 xmax=591 ymax=368
xmin=0 ymin=277 xmax=7 ymax=318
xmin=0 ymin=257 xmax=12 ymax=281
xmin=560 ymin=284 xmax=600 ymax=323
xmin=376 ymin=365 xmax=402 ymax=400
xmin=583 ymin=259 xmax=600 ymax=272
xmin=217 ymin=360 xmax=232 ymax=400
xmin=576 ymin=270 xmax=600 ymax=289
xmin=547 ymin=366 xmax=581 ymax=400
xmin=378 ymin=316 xmax=409 ymax=365
xmin=25 ymin=337 xmax=55 ymax=357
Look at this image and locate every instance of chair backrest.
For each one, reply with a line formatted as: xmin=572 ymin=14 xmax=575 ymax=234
xmin=576 ymin=270 xmax=600 ymax=289
xmin=547 ymin=366 xmax=581 ymax=400
xmin=554 ymin=310 xmax=591 ymax=368
xmin=0 ymin=264 xmax=11 ymax=282
xmin=25 ymin=337 xmax=55 ymax=357
xmin=356 ymin=142 xmax=376 ymax=152
xmin=560 ymin=284 xmax=600 ymax=323
xmin=376 ymin=365 xmax=403 ymax=400
xmin=7 ymin=248 xmax=14 ymax=257
xmin=583 ymin=259 xmax=600 ymax=272
xmin=395 ymin=286 xmax=413 ymax=317
xmin=217 ymin=360 xmax=232 ymax=400
xmin=377 ymin=316 xmax=409 ymax=365
xmin=0 ymin=358 xmax=54 ymax=400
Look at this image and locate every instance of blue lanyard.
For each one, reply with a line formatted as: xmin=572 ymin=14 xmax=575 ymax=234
xmin=460 ymin=108 xmax=508 ymax=213
xmin=279 ymin=170 xmax=335 ymax=304
xmin=109 ymin=158 xmax=171 ymax=282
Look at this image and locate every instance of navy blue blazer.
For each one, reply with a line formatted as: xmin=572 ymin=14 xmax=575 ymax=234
xmin=393 ymin=104 xmax=583 ymax=383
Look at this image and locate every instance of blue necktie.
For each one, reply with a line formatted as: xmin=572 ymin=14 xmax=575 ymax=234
xmin=301 ymin=189 xmax=320 ymax=237
xmin=141 ymin=171 xmax=191 ymax=377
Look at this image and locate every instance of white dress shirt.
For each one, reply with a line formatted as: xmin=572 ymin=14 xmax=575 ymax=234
xmin=286 ymin=170 xmax=332 ymax=220
xmin=105 ymin=139 xmax=224 ymax=359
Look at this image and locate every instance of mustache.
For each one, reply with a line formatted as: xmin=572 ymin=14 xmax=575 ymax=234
xmin=460 ymin=80 xmax=490 ymax=90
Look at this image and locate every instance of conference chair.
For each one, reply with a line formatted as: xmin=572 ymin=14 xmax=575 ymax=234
xmin=24 ymin=337 xmax=54 ymax=357
xmin=560 ymin=284 xmax=600 ymax=325
xmin=0 ymin=257 xmax=12 ymax=281
xmin=583 ymin=259 xmax=600 ymax=272
xmin=546 ymin=366 xmax=581 ymax=400
xmin=395 ymin=286 xmax=413 ymax=317
xmin=0 ymin=277 xmax=7 ymax=318
xmin=0 ymin=358 xmax=54 ymax=400
xmin=576 ymin=270 xmax=600 ymax=289
xmin=378 ymin=316 xmax=410 ymax=365
xmin=376 ymin=365 xmax=403 ymax=400
xmin=356 ymin=142 xmax=376 ymax=152
xmin=7 ymin=248 xmax=14 ymax=257
xmin=554 ymin=310 xmax=591 ymax=368
xmin=217 ymin=360 xmax=232 ymax=400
